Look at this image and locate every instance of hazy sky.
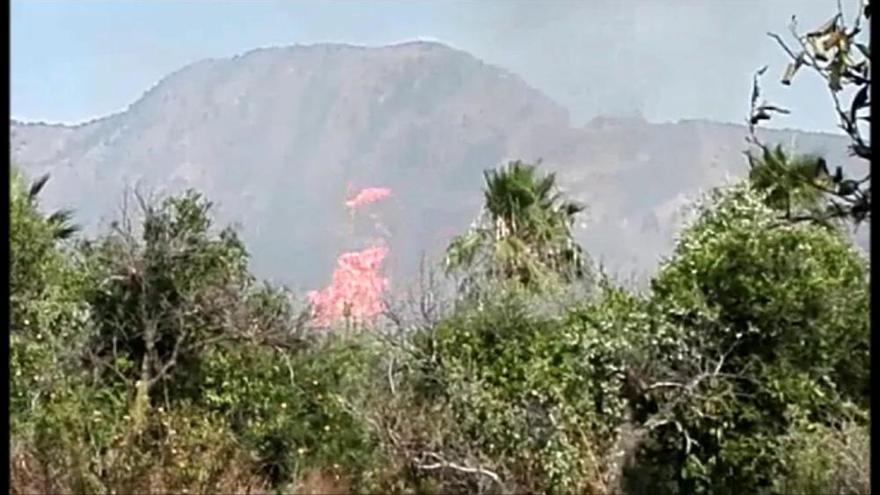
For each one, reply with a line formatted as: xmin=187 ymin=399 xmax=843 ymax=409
xmin=11 ymin=0 xmax=857 ymax=133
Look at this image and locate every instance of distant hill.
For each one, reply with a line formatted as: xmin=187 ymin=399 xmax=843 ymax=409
xmin=10 ymin=41 xmax=868 ymax=291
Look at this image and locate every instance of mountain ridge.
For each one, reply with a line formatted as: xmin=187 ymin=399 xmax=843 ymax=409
xmin=9 ymin=40 xmax=847 ymax=137
xmin=10 ymin=41 xmax=866 ymax=290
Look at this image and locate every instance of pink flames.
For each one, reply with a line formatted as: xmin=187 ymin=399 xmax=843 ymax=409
xmin=345 ymin=187 xmax=391 ymax=209
xmin=308 ymin=185 xmax=393 ymax=327
xmin=307 ymin=244 xmax=389 ymax=327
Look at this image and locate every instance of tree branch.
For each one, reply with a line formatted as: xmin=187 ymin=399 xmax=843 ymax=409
xmin=414 ymin=452 xmax=503 ymax=488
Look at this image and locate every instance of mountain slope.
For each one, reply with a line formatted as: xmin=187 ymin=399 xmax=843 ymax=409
xmin=10 ymin=41 xmax=866 ymax=290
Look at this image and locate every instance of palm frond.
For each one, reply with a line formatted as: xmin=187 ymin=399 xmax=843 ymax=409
xmin=447 ymin=160 xmax=588 ymax=289
xmin=47 ymin=208 xmax=80 ymax=240
xmin=28 ymin=174 xmax=51 ymax=204
xmin=51 ymin=224 xmax=81 ymax=241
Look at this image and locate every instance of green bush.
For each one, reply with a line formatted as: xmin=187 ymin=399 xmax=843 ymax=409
xmin=79 ymin=190 xmax=252 ymax=398
xmin=405 ymin=283 xmax=628 ymax=493
xmin=653 ymin=185 xmax=868 ymax=400
xmin=10 ymin=169 xmax=85 ymax=334
xmin=10 ymin=175 xmax=869 ymax=495
xmin=10 ymin=168 xmax=91 ymax=429
xmin=197 ymin=334 xmax=386 ymax=490
xmin=774 ymin=406 xmax=869 ymax=495
xmin=629 ymin=184 xmax=870 ymax=494
xmin=12 ymin=386 xmax=267 ymax=495
xmin=15 ymin=383 xmax=137 ymax=494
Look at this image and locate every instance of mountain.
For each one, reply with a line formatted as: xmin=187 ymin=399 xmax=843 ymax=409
xmin=9 ymin=41 xmax=868 ymax=291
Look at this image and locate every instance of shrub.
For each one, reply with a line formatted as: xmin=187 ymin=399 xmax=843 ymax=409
xmin=404 ymin=283 xmax=630 ymax=493
xmin=197 ymin=334 xmax=386 ymax=491
xmin=11 ymin=390 xmax=269 ymax=495
xmin=78 ymin=190 xmax=254 ymax=416
xmin=774 ymin=406 xmax=869 ymax=495
xmin=10 ymin=169 xmax=90 ymax=429
xmin=630 ymin=184 xmax=870 ymax=493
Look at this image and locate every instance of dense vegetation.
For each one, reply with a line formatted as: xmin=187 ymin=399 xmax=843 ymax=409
xmin=10 ymin=158 xmax=869 ymax=494
xmin=9 ymin=5 xmax=869 ymax=495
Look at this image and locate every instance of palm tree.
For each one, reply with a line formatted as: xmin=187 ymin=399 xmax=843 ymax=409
xmin=445 ymin=160 xmax=587 ymax=290
xmin=746 ymin=145 xmax=829 ymax=221
xmin=12 ymin=168 xmax=80 ymax=240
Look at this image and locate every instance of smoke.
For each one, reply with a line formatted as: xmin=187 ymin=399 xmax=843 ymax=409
xmin=462 ymin=0 xmax=846 ymax=132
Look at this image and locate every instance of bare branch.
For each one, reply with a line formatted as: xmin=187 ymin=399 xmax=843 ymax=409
xmin=415 ymin=452 xmax=503 ymax=488
xmin=646 ymin=381 xmax=687 ymax=391
xmin=767 ymin=32 xmax=804 ymax=63
xmin=146 ymin=331 xmax=187 ymax=388
xmin=387 ymin=355 xmax=397 ymax=397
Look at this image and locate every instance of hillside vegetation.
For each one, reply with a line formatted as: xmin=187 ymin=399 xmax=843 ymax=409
xmin=10 ymin=159 xmax=869 ymax=494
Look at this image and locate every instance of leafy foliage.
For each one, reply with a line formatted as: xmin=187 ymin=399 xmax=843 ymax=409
xmin=79 ymin=190 xmax=253 ymax=407
xmin=445 ymin=160 xmax=587 ymax=292
xmin=11 ymin=173 xmax=869 ymax=494
xmin=746 ymin=144 xmax=830 ymax=219
xmin=630 ymin=184 xmax=869 ymax=494
xmin=750 ymin=4 xmax=871 ymax=224
xmin=774 ymin=407 xmax=869 ymax=495
xmin=197 ymin=336 xmax=384 ymax=490
xmin=10 ymin=168 xmax=91 ymax=437
xmin=397 ymin=284 xmax=635 ymax=493
xmin=653 ymin=184 xmax=868 ymax=404
xmin=10 ymin=168 xmax=85 ymax=337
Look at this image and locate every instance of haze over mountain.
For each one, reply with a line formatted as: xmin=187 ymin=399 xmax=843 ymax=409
xmin=9 ymin=41 xmax=867 ymax=291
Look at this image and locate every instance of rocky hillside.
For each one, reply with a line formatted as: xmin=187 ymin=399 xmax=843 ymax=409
xmin=10 ymin=41 xmax=866 ymax=291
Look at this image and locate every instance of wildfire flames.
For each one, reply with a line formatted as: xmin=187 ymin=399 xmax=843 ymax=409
xmin=307 ymin=186 xmax=392 ymax=327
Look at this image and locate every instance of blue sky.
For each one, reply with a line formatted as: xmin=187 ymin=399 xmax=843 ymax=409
xmin=11 ymin=0 xmax=855 ymax=133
